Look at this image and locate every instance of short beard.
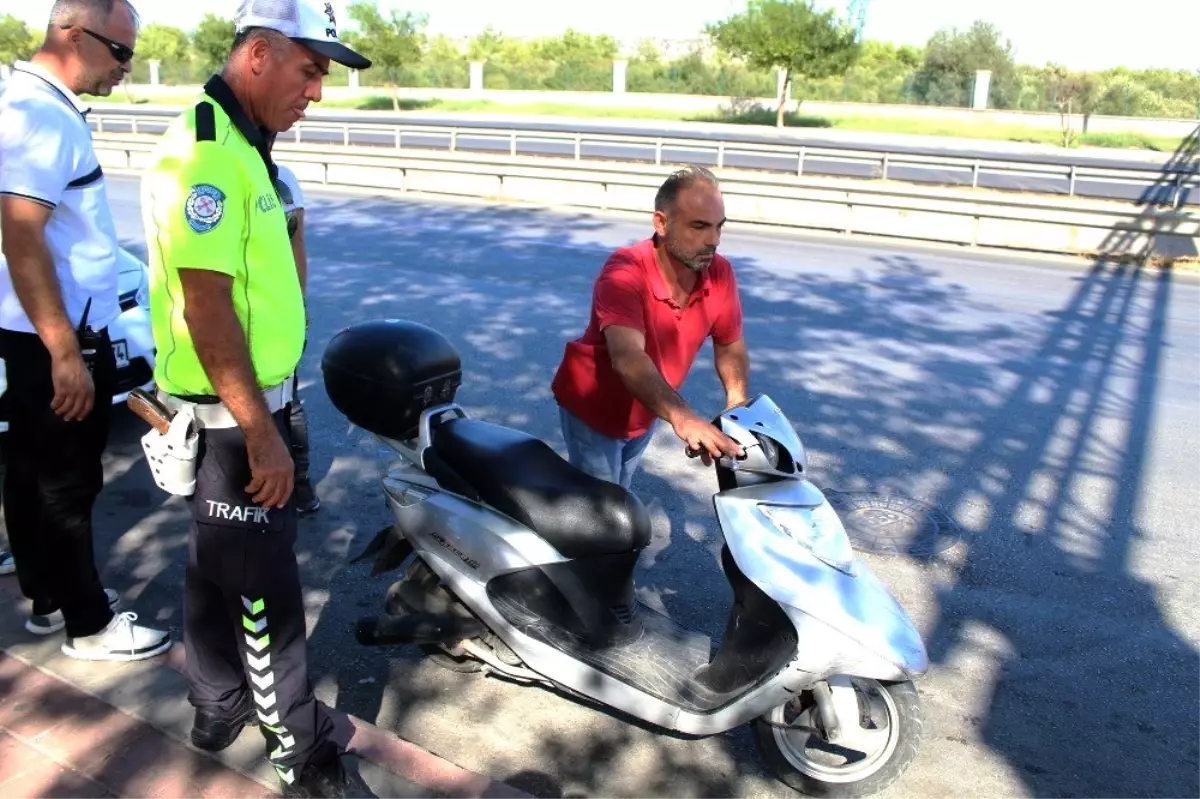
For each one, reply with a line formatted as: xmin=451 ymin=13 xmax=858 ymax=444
xmin=666 ymin=238 xmax=714 ymax=271
xmin=82 ymin=69 xmax=118 ymax=97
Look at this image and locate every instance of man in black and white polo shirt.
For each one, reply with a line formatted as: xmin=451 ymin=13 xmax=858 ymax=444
xmin=0 ymin=0 xmax=168 ymax=661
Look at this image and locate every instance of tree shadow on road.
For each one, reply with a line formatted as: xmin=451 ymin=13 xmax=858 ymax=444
xmin=920 ymin=256 xmax=1197 ymax=796
xmin=13 ymin=187 xmax=1194 ymax=799
xmin=910 ymin=124 xmax=1200 ymax=798
xmin=261 ymin=193 xmax=1200 ymax=798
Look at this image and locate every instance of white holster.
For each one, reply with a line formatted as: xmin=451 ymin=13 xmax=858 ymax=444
xmin=140 ymin=405 xmax=200 ymax=497
xmin=141 ymin=377 xmax=296 ymax=497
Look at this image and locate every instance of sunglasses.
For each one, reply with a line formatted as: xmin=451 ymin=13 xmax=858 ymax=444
xmin=62 ymin=25 xmax=135 ymax=64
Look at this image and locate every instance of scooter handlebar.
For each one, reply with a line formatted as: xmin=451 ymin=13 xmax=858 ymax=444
xmin=685 ymin=445 xmax=748 ymax=463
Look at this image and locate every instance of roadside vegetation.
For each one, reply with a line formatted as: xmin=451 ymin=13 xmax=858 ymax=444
xmin=2 ymin=3 xmax=1195 ymax=152
xmin=82 ymin=93 xmax=1185 ymax=152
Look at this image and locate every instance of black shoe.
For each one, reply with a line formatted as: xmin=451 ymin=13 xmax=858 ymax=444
xmin=191 ymin=691 xmax=257 ymax=752
xmin=282 ymin=750 xmax=375 ymax=798
xmin=295 ymin=476 xmax=321 ymax=514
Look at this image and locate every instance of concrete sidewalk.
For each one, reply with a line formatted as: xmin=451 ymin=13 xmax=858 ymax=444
xmin=0 ymin=582 xmax=529 ymax=799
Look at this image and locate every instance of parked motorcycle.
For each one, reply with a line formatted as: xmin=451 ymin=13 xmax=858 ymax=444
xmin=323 ymin=319 xmax=929 ymax=797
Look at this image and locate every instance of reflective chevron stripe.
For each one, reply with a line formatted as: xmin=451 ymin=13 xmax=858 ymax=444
xmin=241 ymin=595 xmax=296 ymax=777
xmin=271 ymin=731 xmax=297 ymax=759
xmin=250 ymin=671 xmax=275 ymax=691
xmin=243 ymin=615 xmax=268 ymax=633
xmin=245 ymin=632 xmax=270 ymax=651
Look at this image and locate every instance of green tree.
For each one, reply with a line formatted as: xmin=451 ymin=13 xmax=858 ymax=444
xmin=915 ymin=20 xmax=1017 ymax=108
xmin=344 ymin=1 xmax=426 ymax=110
xmin=137 ymin=23 xmax=190 ymax=81
xmin=466 ymin=26 xmax=508 ymax=62
xmin=191 ymin=13 xmax=234 ymax=76
xmin=140 ymin=24 xmax=189 ymax=64
xmin=707 ymin=0 xmax=860 ymax=127
xmin=531 ymin=30 xmax=616 ymax=90
xmin=466 ymin=28 xmax=534 ymax=89
xmin=813 ymin=40 xmax=925 ymax=103
xmin=0 ymin=14 xmax=38 ymax=65
xmin=465 ymin=29 xmax=618 ymax=91
xmin=415 ymin=34 xmax=467 ymax=89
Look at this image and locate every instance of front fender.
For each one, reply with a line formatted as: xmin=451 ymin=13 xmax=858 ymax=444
xmin=715 ymin=482 xmax=929 ymax=680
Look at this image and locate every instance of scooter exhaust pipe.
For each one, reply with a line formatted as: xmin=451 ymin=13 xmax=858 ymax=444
xmin=355 ymin=612 xmax=485 ymax=647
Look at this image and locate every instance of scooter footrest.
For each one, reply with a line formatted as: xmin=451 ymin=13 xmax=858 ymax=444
xmin=494 ymin=596 xmax=723 ymax=712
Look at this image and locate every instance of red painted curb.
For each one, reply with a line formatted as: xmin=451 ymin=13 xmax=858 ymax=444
xmin=163 ymin=642 xmax=526 ymax=798
xmin=0 ymin=581 xmax=528 ymax=799
xmin=0 ymin=651 xmax=277 ymax=798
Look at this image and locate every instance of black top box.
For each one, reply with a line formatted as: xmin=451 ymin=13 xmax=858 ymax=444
xmin=321 ymin=319 xmax=463 ymax=441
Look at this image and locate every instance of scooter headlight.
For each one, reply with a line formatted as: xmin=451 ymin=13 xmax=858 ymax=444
xmin=759 ymin=502 xmax=857 ymax=576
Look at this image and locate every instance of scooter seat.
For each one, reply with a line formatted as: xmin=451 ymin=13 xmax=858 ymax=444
xmin=429 ymin=418 xmax=652 ymax=558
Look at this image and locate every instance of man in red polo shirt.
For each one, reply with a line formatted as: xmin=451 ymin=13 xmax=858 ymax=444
xmin=551 ymin=165 xmax=749 ymax=489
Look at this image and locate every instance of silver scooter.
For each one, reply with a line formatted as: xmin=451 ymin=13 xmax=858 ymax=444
xmin=323 ymin=319 xmax=929 ymax=798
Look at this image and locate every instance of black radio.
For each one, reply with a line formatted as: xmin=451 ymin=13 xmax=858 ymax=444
xmin=76 ymin=298 xmax=102 ymax=374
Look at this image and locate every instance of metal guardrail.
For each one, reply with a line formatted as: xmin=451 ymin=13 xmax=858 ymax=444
xmin=88 ymin=111 xmax=1200 ymax=209
xmin=92 ymin=132 xmax=1200 ymax=264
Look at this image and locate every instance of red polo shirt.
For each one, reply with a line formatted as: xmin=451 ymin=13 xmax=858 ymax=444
xmin=551 ymin=237 xmax=744 ymax=440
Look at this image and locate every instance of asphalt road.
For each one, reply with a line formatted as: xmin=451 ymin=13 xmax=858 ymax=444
xmin=92 ymin=110 xmax=1200 ymax=207
xmin=7 ymin=176 xmax=1199 ymax=798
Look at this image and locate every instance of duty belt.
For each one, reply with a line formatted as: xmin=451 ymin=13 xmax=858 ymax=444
xmin=157 ymin=376 xmax=295 ymax=429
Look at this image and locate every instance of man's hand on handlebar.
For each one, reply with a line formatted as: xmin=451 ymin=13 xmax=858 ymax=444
xmin=672 ymin=410 xmax=744 ymax=466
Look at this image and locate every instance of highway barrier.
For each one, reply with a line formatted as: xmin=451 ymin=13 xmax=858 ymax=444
xmin=93 ymin=133 xmax=1200 ymax=263
xmin=88 ymin=108 xmax=1200 ymax=208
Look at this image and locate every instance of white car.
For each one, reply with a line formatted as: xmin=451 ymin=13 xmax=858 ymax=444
xmin=0 ymin=248 xmax=156 ymax=434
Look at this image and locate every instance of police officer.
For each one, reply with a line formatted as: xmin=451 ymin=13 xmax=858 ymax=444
xmin=139 ymin=1 xmax=370 ymax=795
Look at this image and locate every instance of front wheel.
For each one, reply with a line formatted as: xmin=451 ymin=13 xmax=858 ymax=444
xmin=755 ymin=678 xmax=923 ymax=798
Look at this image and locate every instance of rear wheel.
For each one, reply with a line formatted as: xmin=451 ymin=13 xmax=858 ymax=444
xmin=393 ymin=558 xmax=486 ymax=673
xmin=419 ymin=642 xmax=484 ymax=673
xmin=755 ymin=678 xmax=923 ymax=798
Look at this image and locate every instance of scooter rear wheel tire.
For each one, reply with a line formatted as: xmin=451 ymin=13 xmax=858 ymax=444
xmin=419 ymin=644 xmax=484 ymax=673
xmin=400 ymin=560 xmax=486 ymax=673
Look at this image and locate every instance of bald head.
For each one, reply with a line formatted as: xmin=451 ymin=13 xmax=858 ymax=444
xmin=655 ymin=165 xmax=720 ymax=216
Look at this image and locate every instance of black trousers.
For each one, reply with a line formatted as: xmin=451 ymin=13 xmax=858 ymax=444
xmin=183 ymin=409 xmax=334 ymax=781
xmin=288 ymin=380 xmax=310 ymax=479
xmin=0 ymin=329 xmax=116 ymax=638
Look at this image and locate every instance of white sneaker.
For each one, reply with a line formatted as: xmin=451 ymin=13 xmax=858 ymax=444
xmin=61 ymin=611 xmax=171 ymax=662
xmin=26 ymin=588 xmax=121 ymax=635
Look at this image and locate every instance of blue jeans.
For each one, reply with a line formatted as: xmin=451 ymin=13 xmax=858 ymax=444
xmin=559 ymin=406 xmax=657 ymax=490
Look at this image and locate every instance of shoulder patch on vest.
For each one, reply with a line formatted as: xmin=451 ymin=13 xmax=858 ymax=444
xmin=185 ymin=184 xmax=226 ymax=233
xmin=195 ymin=101 xmax=216 ymax=142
